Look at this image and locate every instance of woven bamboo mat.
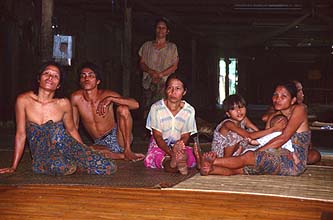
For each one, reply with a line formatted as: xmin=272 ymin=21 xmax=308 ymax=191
xmin=170 ymin=165 xmax=333 ymax=202
xmin=0 ymin=151 xmax=197 ymax=188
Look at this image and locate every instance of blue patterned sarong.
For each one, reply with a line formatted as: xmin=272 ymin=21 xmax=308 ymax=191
xmin=93 ymin=126 xmax=124 ymax=153
xmin=26 ymin=120 xmax=117 ymax=175
xmin=243 ymin=131 xmax=311 ymax=176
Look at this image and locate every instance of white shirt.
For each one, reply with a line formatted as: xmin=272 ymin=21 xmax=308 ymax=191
xmin=146 ymin=99 xmax=197 ymax=146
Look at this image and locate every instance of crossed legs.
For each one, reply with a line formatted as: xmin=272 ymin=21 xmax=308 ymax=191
xmin=164 ymin=141 xmax=189 ymax=175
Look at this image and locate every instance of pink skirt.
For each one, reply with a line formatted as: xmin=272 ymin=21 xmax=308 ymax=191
xmin=144 ymin=137 xmax=196 ymax=169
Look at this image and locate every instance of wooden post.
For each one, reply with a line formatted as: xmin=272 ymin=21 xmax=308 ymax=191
xmin=191 ymin=38 xmax=197 ymax=104
xmin=123 ymin=2 xmax=132 ymax=97
xmin=41 ymin=0 xmax=54 ymax=62
xmin=225 ymin=57 xmax=230 ymax=97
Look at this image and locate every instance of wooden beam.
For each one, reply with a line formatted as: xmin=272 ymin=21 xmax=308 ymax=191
xmin=41 ymin=0 xmax=54 ymax=62
xmin=132 ymin=0 xmax=205 ymax=37
xmin=238 ymin=11 xmax=312 ymax=47
xmin=191 ymin=38 xmax=197 ymax=103
xmin=122 ymin=2 xmax=131 ymax=97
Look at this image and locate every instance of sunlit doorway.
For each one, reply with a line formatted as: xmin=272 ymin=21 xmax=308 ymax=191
xmin=218 ymin=58 xmax=238 ymax=105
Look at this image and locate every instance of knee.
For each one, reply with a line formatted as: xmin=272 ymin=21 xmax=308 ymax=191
xmin=117 ymin=105 xmax=130 ymax=118
xmin=242 ymin=151 xmax=255 ymax=163
xmin=307 ymin=149 xmax=321 ymax=165
xmin=314 ymin=150 xmax=322 ymax=161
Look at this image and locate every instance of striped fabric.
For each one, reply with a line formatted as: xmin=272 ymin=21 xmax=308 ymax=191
xmin=146 ymin=99 xmax=197 ymax=145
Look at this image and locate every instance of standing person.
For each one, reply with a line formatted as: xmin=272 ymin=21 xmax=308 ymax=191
xmin=138 ymin=17 xmax=179 ymax=121
xmin=261 ymin=80 xmax=321 ymax=164
xmin=195 ymin=81 xmax=311 ymax=176
xmin=0 ymin=61 xmax=116 ymax=175
xmin=211 ymin=94 xmax=285 ymax=158
xmin=71 ymin=62 xmax=145 ymax=161
xmin=144 ymin=74 xmax=197 ymax=175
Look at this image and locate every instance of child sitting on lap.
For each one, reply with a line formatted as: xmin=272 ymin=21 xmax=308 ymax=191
xmin=238 ymin=114 xmax=293 ymax=155
xmin=211 ymin=94 xmax=284 ymax=157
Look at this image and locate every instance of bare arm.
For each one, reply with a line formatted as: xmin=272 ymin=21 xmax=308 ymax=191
xmin=0 ymin=95 xmax=27 ymax=173
xmin=152 ymin=129 xmax=191 ymax=157
xmin=139 ymin=57 xmax=158 ymax=76
xmin=259 ymin=105 xmax=307 ymax=151
xmin=243 ymin=117 xmax=259 ymax=131
xmin=63 ymin=99 xmax=83 ymax=144
xmin=152 ymin=129 xmax=173 ymax=156
xmin=107 ymin=96 xmax=139 ymax=110
xmin=157 ymin=58 xmax=179 ymax=78
xmin=96 ymin=92 xmax=139 ymax=116
xmin=70 ymin=94 xmax=80 ymax=129
xmin=224 ymin=119 xmax=284 ymax=140
xmin=179 ymin=132 xmax=190 ymax=145
xmin=261 ymin=105 xmax=276 ymax=123
xmin=139 ymin=56 xmax=179 ymax=80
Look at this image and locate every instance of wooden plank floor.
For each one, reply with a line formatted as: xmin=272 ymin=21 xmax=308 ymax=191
xmin=0 ymin=185 xmax=333 ymax=220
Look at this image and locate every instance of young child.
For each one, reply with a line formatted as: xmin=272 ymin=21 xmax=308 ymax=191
xmin=238 ymin=114 xmax=293 ymax=155
xmin=144 ymin=73 xmax=197 ymax=175
xmin=211 ymin=94 xmax=284 ymax=157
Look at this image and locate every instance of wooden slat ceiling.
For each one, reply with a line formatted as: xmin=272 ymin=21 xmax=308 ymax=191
xmin=132 ymin=0 xmax=332 ymax=47
xmin=56 ymin=0 xmax=333 ymax=61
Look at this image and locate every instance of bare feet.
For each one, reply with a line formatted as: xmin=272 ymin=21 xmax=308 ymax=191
xmin=124 ymin=151 xmax=145 ymax=162
xmin=170 ymin=141 xmax=188 ymax=175
xmin=170 ymin=151 xmax=178 ymax=169
xmin=176 ymin=150 xmax=188 ymax=175
xmin=90 ymin=145 xmax=125 ymax=160
xmin=200 ymin=152 xmax=216 ymax=176
xmin=104 ymin=152 xmax=125 ymax=160
xmin=170 ymin=141 xmax=185 ymax=168
xmin=193 ymin=143 xmax=202 ymax=169
xmin=91 ymin=145 xmax=145 ymax=161
xmin=0 ymin=167 xmax=16 ymax=174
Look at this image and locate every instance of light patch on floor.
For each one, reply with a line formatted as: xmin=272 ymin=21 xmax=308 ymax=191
xmin=168 ymin=165 xmax=333 ymax=202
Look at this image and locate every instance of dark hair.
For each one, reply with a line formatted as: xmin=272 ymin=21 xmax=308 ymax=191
xmin=165 ymin=73 xmax=188 ymax=91
xmin=291 ymin=79 xmax=301 ymax=85
xmin=154 ymin=17 xmax=170 ymax=30
xmin=276 ymin=81 xmax=297 ymax=99
xmin=33 ymin=61 xmax=65 ymax=98
xmin=270 ymin=114 xmax=288 ymax=128
xmin=222 ymin=94 xmax=246 ymax=112
xmin=78 ymin=62 xmax=101 ymax=81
